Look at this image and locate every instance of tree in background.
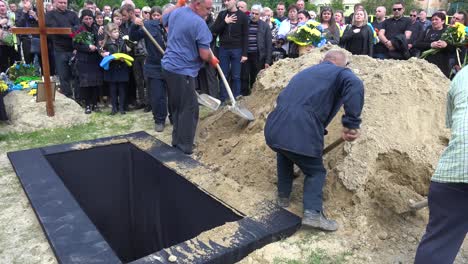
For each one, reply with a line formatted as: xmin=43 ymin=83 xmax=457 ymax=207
xmin=330 ymin=0 xmax=344 ymax=12
xmin=361 ymin=0 xmax=420 ymax=15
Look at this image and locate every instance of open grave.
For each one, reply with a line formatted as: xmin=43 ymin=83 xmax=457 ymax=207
xmin=7 ymin=131 xmax=301 ymax=264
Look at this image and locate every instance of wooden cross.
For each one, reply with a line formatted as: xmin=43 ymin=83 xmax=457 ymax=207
xmin=11 ymin=0 xmax=71 ymax=117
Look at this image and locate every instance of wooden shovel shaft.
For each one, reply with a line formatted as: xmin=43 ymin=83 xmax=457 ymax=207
xmin=212 ymin=51 xmax=237 ymax=107
xmin=141 ymin=26 xmax=165 ymax=54
xmin=323 ymin=137 xmax=345 ymax=155
xmin=409 ymin=199 xmax=428 ymax=210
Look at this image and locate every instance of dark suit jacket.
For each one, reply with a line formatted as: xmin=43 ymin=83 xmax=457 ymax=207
xmin=264 ymin=61 xmax=364 ymax=157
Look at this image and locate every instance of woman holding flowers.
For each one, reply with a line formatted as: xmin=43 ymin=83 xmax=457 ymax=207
xmin=277 ymin=4 xmax=299 ymax=58
xmin=319 ymin=7 xmax=340 ymax=45
xmin=73 ymin=9 xmax=103 ymax=114
xmin=415 ymin=12 xmax=455 ymax=78
xmin=340 ymin=9 xmax=373 ymax=56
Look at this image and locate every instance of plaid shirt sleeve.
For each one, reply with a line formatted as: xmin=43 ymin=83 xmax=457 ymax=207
xmin=432 ymin=67 xmax=468 ymax=183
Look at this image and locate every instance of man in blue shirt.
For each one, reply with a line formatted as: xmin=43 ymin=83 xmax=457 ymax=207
xmin=162 ymin=0 xmax=218 ymax=155
xmin=264 ymin=50 xmax=364 ymax=231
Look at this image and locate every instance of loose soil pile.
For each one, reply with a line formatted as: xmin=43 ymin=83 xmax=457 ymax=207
xmin=2 ymin=90 xmax=89 ymax=134
xmin=196 ymin=46 xmax=468 ymax=263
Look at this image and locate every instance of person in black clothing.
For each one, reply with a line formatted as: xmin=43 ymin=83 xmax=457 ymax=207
xmin=210 ymin=0 xmax=249 ymax=103
xmin=240 ymin=4 xmax=272 ymax=96
xmin=372 ymin=6 xmax=386 ymax=59
xmin=130 ymin=16 xmax=169 ymax=132
xmin=340 ymin=9 xmax=373 ymax=56
xmin=414 ymin=12 xmax=454 ymax=78
xmin=45 ymin=0 xmax=80 ymax=98
xmin=377 ymin=1 xmax=412 ymax=60
xmin=408 ymin=9 xmax=423 ymax=57
xmin=73 ymin=10 xmax=103 ymax=114
xmin=15 ymin=1 xmax=38 ymax=64
xmin=197 ymin=13 xmax=219 ymax=99
xmin=101 ymin=23 xmax=130 ymax=115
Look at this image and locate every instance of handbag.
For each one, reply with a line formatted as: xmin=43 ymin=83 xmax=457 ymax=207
xmin=31 ymin=37 xmax=40 ymax=54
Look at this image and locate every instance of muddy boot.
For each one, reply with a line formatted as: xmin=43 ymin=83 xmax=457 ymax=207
xmin=276 ymin=196 xmax=290 ymax=208
xmin=302 ymin=210 xmax=338 ymax=232
xmin=85 ymin=105 xmax=92 ymax=114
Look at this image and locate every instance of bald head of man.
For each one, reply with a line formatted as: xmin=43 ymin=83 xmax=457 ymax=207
xmin=322 ymin=50 xmax=348 ymax=67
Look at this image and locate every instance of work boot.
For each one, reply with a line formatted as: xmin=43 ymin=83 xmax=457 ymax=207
xmin=276 ymin=196 xmax=290 ymax=208
xmin=155 ymin=123 xmax=165 ymax=132
xmin=302 ymin=210 xmax=338 ymax=232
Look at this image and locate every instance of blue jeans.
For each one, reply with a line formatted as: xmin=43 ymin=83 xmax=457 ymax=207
xmin=276 ymin=149 xmax=326 ymax=212
xmin=218 ymin=47 xmax=242 ymax=102
xmin=148 ymin=77 xmax=167 ymax=125
xmin=415 ymin=181 xmax=468 ymax=264
xmin=54 ymin=51 xmax=75 ymax=98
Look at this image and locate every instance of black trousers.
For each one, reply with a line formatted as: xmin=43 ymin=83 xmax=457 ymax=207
xmin=163 ymin=69 xmax=199 ymax=155
xmin=415 ymin=181 xmax=468 ymax=264
xmin=240 ymin=52 xmax=263 ymax=96
xmin=81 ymin=86 xmax=98 ymax=107
xmin=0 ymin=45 xmax=16 ymax=73
xmin=109 ymin=82 xmax=127 ymax=112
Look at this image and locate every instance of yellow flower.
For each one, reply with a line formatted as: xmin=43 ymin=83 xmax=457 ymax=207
xmin=311 ymin=28 xmax=321 ymax=37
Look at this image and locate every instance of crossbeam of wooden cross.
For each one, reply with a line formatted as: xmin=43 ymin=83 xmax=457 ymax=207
xmin=11 ymin=0 xmax=71 ymax=117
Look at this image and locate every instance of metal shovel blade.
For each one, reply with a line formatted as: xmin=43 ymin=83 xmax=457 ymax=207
xmin=228 ymin=104 xmax=255 ymax=121
xmin=197 ymin=92 xmax=221 ymax=111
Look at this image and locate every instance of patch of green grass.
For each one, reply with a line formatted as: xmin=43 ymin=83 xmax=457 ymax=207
xmin=273 ymin=249 xmax=351 ymax=264
xmin=0 ymin=110 xmax=154 ymax=152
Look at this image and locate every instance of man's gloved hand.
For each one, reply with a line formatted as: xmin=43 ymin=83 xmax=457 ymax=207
xmin=209 ymin=55 xmax=219 ymax=67
xmin=176 ymin=0 xmax=186 ymax=7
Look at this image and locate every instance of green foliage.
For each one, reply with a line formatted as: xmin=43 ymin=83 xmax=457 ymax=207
xmin=330 ymin=0 xmax=345 ymax=12
xmin=68 ymin=0 xmax=171 ymax=9
xmin=361 ymin=0 xmax=420 ymax=15
xmin=273 ymin=249 xmax=352 ymax=264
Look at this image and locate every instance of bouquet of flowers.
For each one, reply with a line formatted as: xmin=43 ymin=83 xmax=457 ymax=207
xmin=420 ymin=22 xmax=468 ymax=60
xmin=7 ymin=63 xmax=39 ymax=81
xmin=287 ymin=20 xmax=326 ymax=47
xmin=70 ymin=26 xmax=94 ymax=45
xmin=1 ymin=32 xmax=15 ymax=47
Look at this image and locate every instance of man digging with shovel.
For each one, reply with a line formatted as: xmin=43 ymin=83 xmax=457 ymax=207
xmin=264 ymin=50 xmax=364 ymax=231
xmin=161 ymin=0 xmax=219 ymax=155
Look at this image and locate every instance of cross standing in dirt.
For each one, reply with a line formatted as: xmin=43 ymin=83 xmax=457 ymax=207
xmin=264 ymin=50 xmax=364 ymax=232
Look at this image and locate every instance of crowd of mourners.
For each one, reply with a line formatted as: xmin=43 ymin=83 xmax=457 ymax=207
xmin=0 ymin=0 xmax=466 ymax=126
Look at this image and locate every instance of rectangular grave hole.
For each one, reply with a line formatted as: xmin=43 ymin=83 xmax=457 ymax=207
xmin=45 ymin=143 xmax=243 ymax=263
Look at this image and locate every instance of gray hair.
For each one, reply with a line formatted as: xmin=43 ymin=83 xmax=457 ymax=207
xmin=162 ymin=3 xmax=174 ymax=13
xmin=323 ymin=50 xmax=348 ymax=67
xmin=251 ymin=4 xmax=263 ymax=13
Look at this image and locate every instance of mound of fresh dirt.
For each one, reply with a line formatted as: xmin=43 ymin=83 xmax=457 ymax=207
xmin=2 ymin=90 xmax=89 ymax=134
xmin=196 ymin=45 xmax=456 ymax=262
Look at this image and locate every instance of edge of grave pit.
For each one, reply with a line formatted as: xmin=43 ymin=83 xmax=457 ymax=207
xmin=7 ymin=131 xmax=301 ymax=264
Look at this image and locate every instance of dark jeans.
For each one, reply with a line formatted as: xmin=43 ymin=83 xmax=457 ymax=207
xmin=0 ymin=45 xmax=16 ymax=73
xmin=415 ymin=181 xmax=468 ymax=264
xmin=54 ymin=51 xmax=75 ymax=98
xmin=109 ymin=82 xmax=127 ymax=112
xmin=133 ymin=56 xmax=147 ymax=105
xmin=81 ymin=86 xmax=98 ymax=107
xmin=20 ymin=37 xmax=35 ymax=64
xmin=147 ymin=77 xmax=167 ymax=125
xmin=163 ymin=69 xmax=198 ymax=155
xmin=276 ymin=148 xmax=326 ymax=212
xmin=197 ymin=62 xmax=219 ymax=99
xmin=241 ymin=52 xmax=262 ymax=96
xmin=218 ymin=47 xmax=242 ymax=102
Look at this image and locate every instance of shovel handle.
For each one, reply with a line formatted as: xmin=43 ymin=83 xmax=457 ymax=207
xmin=323 ymin=137 xmax=345 ymax=155
xmin=409 ymin=199 xmax=428 ymax=210
xmin=211 ymin=49 xmax=237 ymax=107
xmin=141 ymin=25 xmax=165 ymax=55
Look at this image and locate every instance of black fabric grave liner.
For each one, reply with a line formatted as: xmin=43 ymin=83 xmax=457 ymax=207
xmin=8 ymin=131 xmax=301 ymax=264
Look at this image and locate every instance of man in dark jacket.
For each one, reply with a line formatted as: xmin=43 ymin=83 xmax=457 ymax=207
xmin=210 ymin=0 xmax=248 ymax=102
xmin=240 ymin=4 xmax=272 ymax=96
xmin=130 ymin=17 xmax=168 ymax=132
xmin=45 ymin=0 xmax=80 ymax=98
xmin=264 ymin=50 xmax=364 ymax=232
